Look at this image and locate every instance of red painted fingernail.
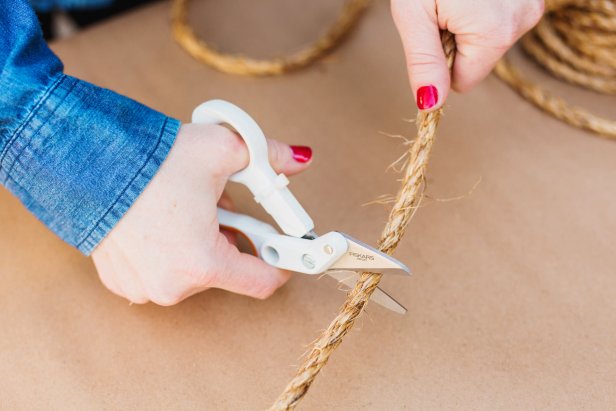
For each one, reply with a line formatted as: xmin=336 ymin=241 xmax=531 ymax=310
xmin=290 ymin=145 xmax=312 ymax=163
xmin=416 ymin=85 xmax=438 ymax=110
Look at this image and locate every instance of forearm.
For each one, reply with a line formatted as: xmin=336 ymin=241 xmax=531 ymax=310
xmin=1 ymin=74 xmax=179 ymax=253
xmin=1 ymin=0 xmax=180 ymax=254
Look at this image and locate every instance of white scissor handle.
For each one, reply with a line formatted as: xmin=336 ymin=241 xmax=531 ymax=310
xmin=192 ymin=100 xmax=314 ymax=237
xmin=217 ymin=208 xmax=346 ymax=275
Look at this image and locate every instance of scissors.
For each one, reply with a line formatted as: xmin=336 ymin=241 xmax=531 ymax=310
xmin=192 ymin=100 xmax=411 ymax=314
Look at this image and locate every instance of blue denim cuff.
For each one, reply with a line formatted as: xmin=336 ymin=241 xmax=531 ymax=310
xmin=0 ymin=74 xmax=180 ymax=254
xmin=78 ymin=115 xmax=179 ymax=254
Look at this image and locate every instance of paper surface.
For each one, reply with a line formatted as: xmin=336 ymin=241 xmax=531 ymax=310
xmin=1 ymin=1 xmax=616 ymax=409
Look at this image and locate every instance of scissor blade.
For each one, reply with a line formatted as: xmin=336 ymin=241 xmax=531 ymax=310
xmin=327 ymin=271 xmax=407 ymax=314
xmin=329 ymin=233 xmax=411 ymax=276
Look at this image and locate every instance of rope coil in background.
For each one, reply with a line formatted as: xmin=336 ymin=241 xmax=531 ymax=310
xmin=171 ymin=0 xmax=369 ymax=76
xmin=495 ymin=0 xmax=616 ymax=139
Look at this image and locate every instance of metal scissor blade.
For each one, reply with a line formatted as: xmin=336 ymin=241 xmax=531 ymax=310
xmin=329 ymin=233 xmax=411 ymax=276
xmin=327 ymin=271 xmax=407 ymax=314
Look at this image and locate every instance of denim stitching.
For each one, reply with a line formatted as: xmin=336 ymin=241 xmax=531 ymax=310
xmin=2 ymin=76 xmax=77 ymax=182
xmin=75 ymin=117 xmax=169 ymax=248
xmin=0 ymin=74 xmax=65 ymax=178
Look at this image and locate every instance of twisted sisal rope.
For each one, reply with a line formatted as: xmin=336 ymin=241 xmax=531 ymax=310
xmin=269 ymin=31 xmax=456 ymax=410
xmin=171 ymin=0 xmax=369 ymax=76
xmin=494 ymin=0 xmax=616 ymax=139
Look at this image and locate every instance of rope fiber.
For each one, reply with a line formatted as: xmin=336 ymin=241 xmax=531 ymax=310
xmin=269 ymin=31 xmax=455 ymax=410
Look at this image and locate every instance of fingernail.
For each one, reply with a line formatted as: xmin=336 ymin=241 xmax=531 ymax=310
xmin=416 ymin=85 xmax=438 ymax=110
xmin=290 ymin=145 xmax=312 ymax=163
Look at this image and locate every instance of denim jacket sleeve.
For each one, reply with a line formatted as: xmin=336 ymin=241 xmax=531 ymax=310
xmin=0 ymin=0 xmax=180 ymax=255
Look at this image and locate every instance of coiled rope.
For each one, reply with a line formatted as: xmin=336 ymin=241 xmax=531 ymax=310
xmin=494 ymin=0 xmax=616 ymax=139
xmin=170 ymin=0 xmax=615 ymax=409
xmin=171 ymin=0 xmax=369 ymax=76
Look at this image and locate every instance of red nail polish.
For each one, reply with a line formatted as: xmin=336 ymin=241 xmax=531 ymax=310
xmin=416 ymin=85 xmax=438 ymax=110
xmin=290 ymin=146 xmax=312 ymax=163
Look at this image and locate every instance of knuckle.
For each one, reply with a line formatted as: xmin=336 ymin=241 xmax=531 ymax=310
xmin=493 ymin=21 xmax=519 ymax=48
xmin=481 ymin=8 xmax=520 ymax=48
xmin=268 ymin=140 xmax=283 ymax=167
xmin=112 ymin=286 xmax=149 ymax=304
xmin=128 ymin=295 xmax=149 ymax=305
xmin=144 ymin=264 xmax=206 ymax=307
xmin=186 ymin=266 xmax=217 ymax=289
xmin=176 ymin=255 xmax=219 ymax=289
xmin=149 ymin=292 xmax=182 ymax=307
xmin=252 ymin=282 xmax=277 ymax=300
xmin=121 ymin=288 xmax=149 ymax=304
xmin=97 ymin=274 xmax=118 ymax=294
xmin=196 ymin=245 xmax=223 ymax=284
xmin=406 ymin=51 xmax=443 ymax=72
xmin=218 ymin=127 xmax=245 ymax=154
xmin=527 ymin=0 xmax=545 ymax=25
xmin=210 ymin=127 xmax=248 ymax=176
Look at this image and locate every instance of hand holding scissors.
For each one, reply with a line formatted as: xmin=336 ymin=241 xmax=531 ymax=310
xmin=193 ymin=100 xmax=411 ymax=313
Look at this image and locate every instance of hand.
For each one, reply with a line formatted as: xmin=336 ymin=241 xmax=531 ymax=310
xmin=391 ymin=0 xmax=544 ymax=110
xmin=91 ymin=123 xmax=313 ymax=305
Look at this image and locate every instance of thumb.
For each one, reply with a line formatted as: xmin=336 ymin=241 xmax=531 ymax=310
xmin=392 ymin=0 xmax=450 ymax=111
xmin=210 ymin=235 xmax=291 ymax=299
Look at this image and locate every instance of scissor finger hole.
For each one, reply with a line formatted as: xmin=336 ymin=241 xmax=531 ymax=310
xmin=262 ymin=246 xmax=280 ymax=265
xmin=220 ymin=225 xmax=258 ymax=256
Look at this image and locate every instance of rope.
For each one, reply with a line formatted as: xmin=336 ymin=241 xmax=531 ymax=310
xmin=170 ymin=0 xmax=370 ymax=76
xmin=269 ymin=31 xmax=456 ymax=410
xmin=494 ymin=0 xmax=616 ymax=139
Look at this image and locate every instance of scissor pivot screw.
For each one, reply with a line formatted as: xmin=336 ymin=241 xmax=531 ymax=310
xmin=302 ymin=254 xmax=316 ymax=269
xmin=323 ymin=245 xmax=334 ymax=255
